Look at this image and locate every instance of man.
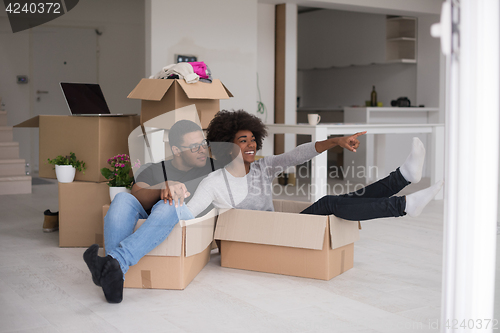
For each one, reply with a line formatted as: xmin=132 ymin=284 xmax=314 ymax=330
xmin=83 ymin=120 xmax=219 ymax=303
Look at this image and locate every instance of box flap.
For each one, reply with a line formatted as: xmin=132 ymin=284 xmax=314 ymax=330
xmin=183 ymin=208 xmax=217 ymax=257
xmin=177 ymin=79 xmax=232 ymax=100
xmin=279 ymin=199 xmax=311 ymax=214
xmin=14 ymin=115 xmax=40 ymax=128
xmin=134 ymin=208 xmax=217 ymax=257
xmin=329 ymin=215 xmax=360 ymax=249
xmin=214 ymin=209 xmax=327 ymax=250
xmin=127 ymin=79 xmax=175 ymax=101
xmin=135 ymin=218 xmax=183 ymax=256
xmin=272 ymin=200 xmax=283 ymax=212
xmin=220 ymin=81 xmax=234 ymax=97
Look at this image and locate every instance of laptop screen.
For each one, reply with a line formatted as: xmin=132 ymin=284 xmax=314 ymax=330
xmin=60 ymin=82 xmax=111 ymax=115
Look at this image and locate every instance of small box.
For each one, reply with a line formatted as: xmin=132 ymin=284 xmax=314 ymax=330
xmin=127 ymin=79 xmax=232 ymax=128
xmin=15 ymin=115 xmax=139 ymax=182
xmin=102 ymin=205 xmax=216 ymax=290
xmin=215 ymin=200 xmax=361 ymax=280
xmin=59 ymin=181 xmax=111 ymax=247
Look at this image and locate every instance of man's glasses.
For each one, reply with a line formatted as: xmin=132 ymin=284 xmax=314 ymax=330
xmin=180 ymin=139 xmax=209 ymax=153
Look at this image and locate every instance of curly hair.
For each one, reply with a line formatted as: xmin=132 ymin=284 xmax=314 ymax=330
xmin=206 ymin=110 xmax=268 ymax=150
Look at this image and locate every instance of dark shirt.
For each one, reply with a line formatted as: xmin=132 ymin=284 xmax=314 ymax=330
xmin=134 ymin=158 xmax=221 ymax=216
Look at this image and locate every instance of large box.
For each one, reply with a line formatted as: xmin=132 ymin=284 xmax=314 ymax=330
xmin=102 ymin=205 xmax=216 ymax=290
xmin=215 ymin=200 xmax=361 ymax=280
xmin=127 ymin=79 xmax=232 ymax=128
xmin=14 ymin=115 xmax=139 ymax=182
xmin=59 ymin=181 xmax=111 ymax=247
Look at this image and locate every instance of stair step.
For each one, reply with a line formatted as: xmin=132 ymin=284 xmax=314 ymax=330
xmin=0 ymin=127 xmax=13 ymax=142
xmin=0 ymin=159 xmax=26 ymax=176
xmin=0 ymin=142 xmax=19 ymax=159
xmin=0 ymin=175 xmax=32 ymax=195
xmin=0 ymin=111 xmax=6 ymax=126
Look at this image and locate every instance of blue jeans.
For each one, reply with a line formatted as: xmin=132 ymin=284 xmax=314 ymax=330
xmin=300 ymin=168 xmax=409 ymax=221
xmin=104 ymin=192 xmax=194 ymax=275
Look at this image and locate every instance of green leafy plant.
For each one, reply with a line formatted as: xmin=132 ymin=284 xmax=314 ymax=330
xmin=101 ymin=154 xmax=133 ymax=189
xmin=47 ymin=152 xmax=86 ymax=173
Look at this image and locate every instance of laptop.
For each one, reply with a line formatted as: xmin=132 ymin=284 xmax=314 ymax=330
xmin=60 ymin=82 xmax=126 ymax=116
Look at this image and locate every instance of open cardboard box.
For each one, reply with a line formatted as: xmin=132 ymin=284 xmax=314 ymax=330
xmin=59 ymin=181 xmax=111 ymax=247
xmin=14 ymin=115 xmax=139 ymax=182
xmin=215 ymin=200 xmax=361 ymax=280
xmin=102 ymin=205 xmax=216 ymax=290
xmin=127 ymin=79 xmax=232 ymax=128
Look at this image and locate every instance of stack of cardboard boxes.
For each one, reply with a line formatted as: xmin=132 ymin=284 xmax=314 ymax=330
xmin=15 ymin=115 xmax=140 ymax=247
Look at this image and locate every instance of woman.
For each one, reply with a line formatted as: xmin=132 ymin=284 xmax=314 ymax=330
xmin=186 ymin=110 xmax=443 ymax=220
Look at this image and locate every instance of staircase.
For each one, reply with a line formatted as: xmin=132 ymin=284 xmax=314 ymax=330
xmin=0 ymin=109 xmax=32 ymax=195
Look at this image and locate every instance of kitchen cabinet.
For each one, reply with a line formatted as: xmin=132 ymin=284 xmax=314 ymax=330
xmin=386 ymin=16 xmax=417 ymax=63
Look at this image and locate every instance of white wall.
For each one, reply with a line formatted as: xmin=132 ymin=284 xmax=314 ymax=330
xmin=257 ymin=3 xmax=276 ymax=157
xmin=284 ymin=3 xmax=298 ymax=156
xmin=146 ymin=0 xmax=258 ymax=114
xmin=297 ymin=9 xmax=418 ymax=108
xmin=299 ymin=64 xmax=417 ymax=108
xmin=0 ymin=0 xmax=145 ymax=172
xmin=0 ymin=19 xmax=31 ymax=172
xmin=257 ymin=3 xmax=275 ymax=125
xmin=260 ymin=0 xmax=441 ymax=16
xmin=298 ymin=9 xmax=386 ymax=69
xmin=311 ymin=0 xmax=442 ymax=14
xmin=416 ymin=14 xmax=441 ymax=108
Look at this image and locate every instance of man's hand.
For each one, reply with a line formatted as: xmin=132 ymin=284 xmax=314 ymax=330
xmin=337 ymin=131 xmax=367 ymax=152
xmin=160 ymin=181 xmax=191 ymax=207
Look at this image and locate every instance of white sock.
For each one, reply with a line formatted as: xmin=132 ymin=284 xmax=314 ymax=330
xmin=405 ymin=180 xmax=444 ymax=217
xmin=400 ymin=137 xmax=426 ymax=183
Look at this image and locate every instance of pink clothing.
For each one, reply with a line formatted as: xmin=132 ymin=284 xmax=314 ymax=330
xmin=189 ymin=62 xmax=209 ymax=79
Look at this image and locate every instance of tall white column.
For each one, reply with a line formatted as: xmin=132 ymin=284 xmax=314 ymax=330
xmin=436 ymin=1 xmax=499 ymax=332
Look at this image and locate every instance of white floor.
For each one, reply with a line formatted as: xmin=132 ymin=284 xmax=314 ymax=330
xmin=0 ymin=178 xmax=499 ymax=333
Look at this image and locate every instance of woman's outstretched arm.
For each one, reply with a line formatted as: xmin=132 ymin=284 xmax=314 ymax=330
xmin=263 ymin=131 xmax=367 ymax=178
xmin=314 ymin=131 xmax=366 ymax=153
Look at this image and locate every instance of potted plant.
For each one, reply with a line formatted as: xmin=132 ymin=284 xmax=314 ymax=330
xmin=47 ymin=152 xmax=86 ymax=183
xmin=101 ymin=154 xmax=134 ymax=201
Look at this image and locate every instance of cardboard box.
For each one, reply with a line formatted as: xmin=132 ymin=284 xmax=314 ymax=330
xmin=59 ymin=181 xmax=111 ymax=247
xmin=215 ymin=200 xmax=361 ymax=280
xmin=14 ymin=115 xmax=139 ymax=182
xmin=127 ymin=79 xmax=232 ymax=128
xmin=102 ymin=205 xmax=216 ymax=290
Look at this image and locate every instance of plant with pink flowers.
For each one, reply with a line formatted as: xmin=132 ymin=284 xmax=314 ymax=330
xmin=101 ymin=154 xmax=133 ymax=189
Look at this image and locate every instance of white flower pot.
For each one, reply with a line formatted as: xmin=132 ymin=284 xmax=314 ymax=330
xmin=109 ymin=187 xmax=131 ymax=201
xmin=55 ymin=165 xmax=76 ymax=183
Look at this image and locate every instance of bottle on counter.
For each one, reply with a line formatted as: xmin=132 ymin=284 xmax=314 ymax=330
xmin=370 ymin=86 xmax=377 ymax=107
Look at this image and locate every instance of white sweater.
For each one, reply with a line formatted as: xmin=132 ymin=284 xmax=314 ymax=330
xmin=186 ymin=142 xmax=319 ymax=217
